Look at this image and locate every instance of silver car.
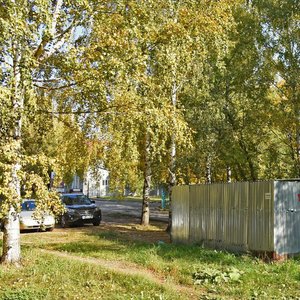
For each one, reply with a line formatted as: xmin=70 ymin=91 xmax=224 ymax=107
xmin=20 ymin=199 xmax=55 ymax=231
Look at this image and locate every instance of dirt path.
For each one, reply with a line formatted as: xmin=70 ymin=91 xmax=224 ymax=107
xmin=20 ymin=211 xmax=204 ymax=299
xmin=40 ymin=248 xmax=200 ymax=300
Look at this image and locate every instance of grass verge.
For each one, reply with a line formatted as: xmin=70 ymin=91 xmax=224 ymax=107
xmin=0 ymin=223 xmax=300 ymax=299
xmin=44 ymin=234 xmax=300 ymax=299
xmin=0 ymin=248 xmax=178 ymax=300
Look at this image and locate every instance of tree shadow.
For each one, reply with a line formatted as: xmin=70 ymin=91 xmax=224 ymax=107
xmin=79 ymin=224 xmax=245 ymax=266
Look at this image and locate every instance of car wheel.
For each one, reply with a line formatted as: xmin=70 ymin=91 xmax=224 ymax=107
xmin=47 ymin=227 xmax=54 ymax=232
xmin=92 ymin=219 xmax=101 ymax=226
xmin=60 ymin=215 xmax=67 ymax=228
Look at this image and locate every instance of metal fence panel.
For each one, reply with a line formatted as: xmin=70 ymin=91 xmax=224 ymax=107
xmin=207 ymin=184 xmax=220 ymax=243
xmin=172 ymin=181 xmax=300 ymax=255
xmin=248 ymin=181 xmax=274 ymax=251
xmin=173 ymin=183 xmax=251 ymax=250
xmin=274 ymin=180 xmax=300 ymax=255
xmin=189 ymin=185 xmax=203 ymax=244
xmin=172 ymin=185 xmax=190 ymax=243
xmin=223 ymin=183 xmax=249 ymax=251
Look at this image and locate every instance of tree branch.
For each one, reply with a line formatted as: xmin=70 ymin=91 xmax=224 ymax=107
xmin=33 ymin=81 xmax=81 ymax=91
xmin=50 ymin=0 xmax=64 ymax=37
xmin=34 ymin=103 xmax=136 ymax=115
xmin=34 ymin=0 xmax=63 ymax=57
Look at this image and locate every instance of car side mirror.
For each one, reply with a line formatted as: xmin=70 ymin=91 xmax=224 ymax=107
xmin=91 ymin=200 xmax=95 ymax=204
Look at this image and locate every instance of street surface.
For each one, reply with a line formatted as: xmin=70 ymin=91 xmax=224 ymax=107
xmin=94 ymin=199 xmax=169 ymax=223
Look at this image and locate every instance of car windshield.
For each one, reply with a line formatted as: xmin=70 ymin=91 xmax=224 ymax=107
xmin=62 ymin=195 xmax=92 ymax=206
xmin=21 ymin=200 xmax=36 ymax=211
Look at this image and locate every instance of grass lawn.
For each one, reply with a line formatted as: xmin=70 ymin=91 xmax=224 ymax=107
xmin=0 ymin=223 xmax=299 ymax=300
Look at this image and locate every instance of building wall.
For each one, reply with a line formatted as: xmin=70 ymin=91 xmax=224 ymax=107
xmin=60 ymin=175 xmax=83 ymax=193
xmin=82 ymin=168 xmax=110 ymax=198
xmin=60 ymin=168 xmax=110 ymax=197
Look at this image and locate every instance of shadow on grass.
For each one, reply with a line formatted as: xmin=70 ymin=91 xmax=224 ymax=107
xmin=292 ymin=254 xmax=300 ymax=262
xmin=48 ymin=227 xmax=244 ymax=267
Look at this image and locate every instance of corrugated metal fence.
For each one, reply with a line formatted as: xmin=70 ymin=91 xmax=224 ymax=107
xmin=172 ymin=181 xmax=300 ymax=255
xmin=274 ymin=181 xmax=300 ymax=255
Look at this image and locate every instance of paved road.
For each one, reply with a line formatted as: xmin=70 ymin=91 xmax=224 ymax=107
xmin=94 ymin=199 xmax=169 ymax=223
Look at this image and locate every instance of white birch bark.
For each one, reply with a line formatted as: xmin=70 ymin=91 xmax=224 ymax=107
xmin=226 ymin=166 xmax=232 ymax=183
xmin=1 ymin=164 xmax=21 ymax=264
xmin=1 ymin=0 xmax=82 ymax=265
xmin=205 ymin=155 xmax=212 ymax=184
xmin=141 ymin=133 xmax=151 ymax=226
xmin=167 ymin=82 xmax=177 ymax=233
xmin=1 ymin=43 xmax=22 ymax=264
xmin=295 ymin=104 xmax=300 ymax=176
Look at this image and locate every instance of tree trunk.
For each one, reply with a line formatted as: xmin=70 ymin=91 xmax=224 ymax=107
xmin=205 ymin=155 xmax=212 ymax=184
xmin=167 ymin=82 xmax=177 ymax=234
xmin=294 ymin=101 xmax=300 ymax=176
xmin=1 ymin=205 xmax=21 ymax=265
xmin=1 ymin=45 xmax=23 ymax=265
xmin=167 ymin=136 xmax=176 ymax=233
xmin=1 ymin=148 xmax=22 ymax=265
xmin=141 ymin=134 xmax=151 ymax=226
xmin=237 ymin=138 xmax=257 ymax=181
xmin=226 ymin=166 xmax=232 ymax=183
xmin=296 ymin=129 xmax=300 ymax=177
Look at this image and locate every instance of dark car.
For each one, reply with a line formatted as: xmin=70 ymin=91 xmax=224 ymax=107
xmin=59 ymin=193 xmax=102 ymax=227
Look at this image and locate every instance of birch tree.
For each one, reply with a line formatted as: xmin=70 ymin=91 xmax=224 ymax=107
xmin=254 ymin=0 xmax=300 ymax=177
xmin=94 ymin=0 xmax=236 ymax=227
xmin=147 ymin=0 xmax=237 ymax=231
xmin=0 ymin=0 xmax=92 ymax=265
xmin=84 ymin=1 xmax=187 ymax=225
